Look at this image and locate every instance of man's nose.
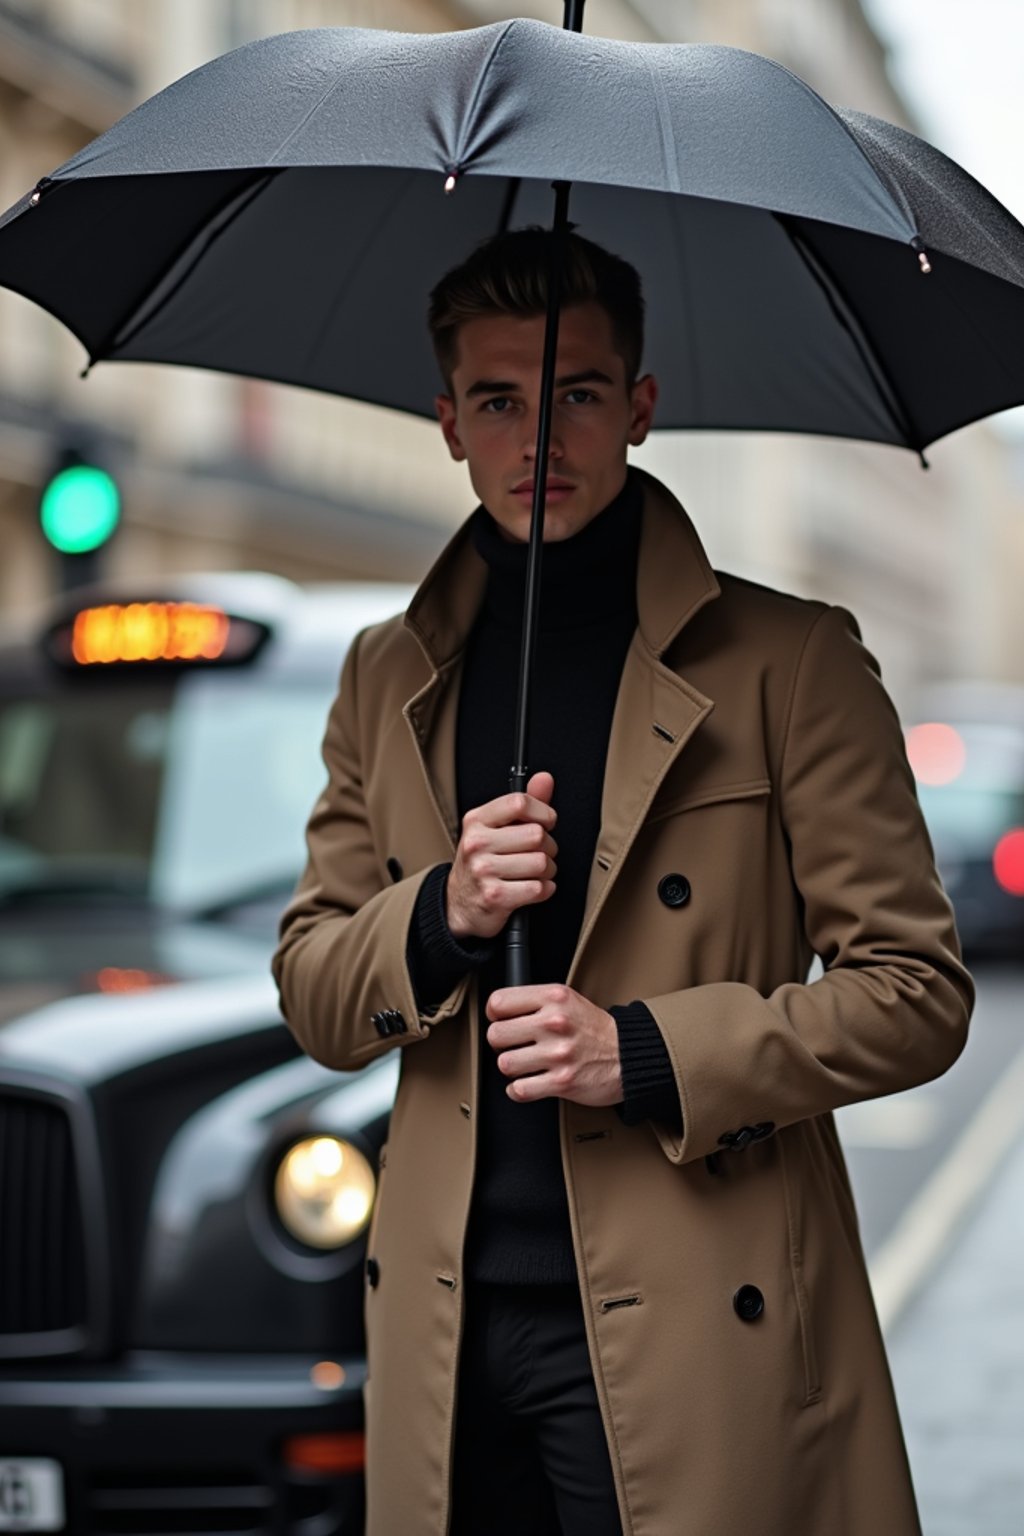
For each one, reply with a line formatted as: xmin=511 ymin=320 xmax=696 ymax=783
xmin=522 ymin=412 xmax=563 ymax=462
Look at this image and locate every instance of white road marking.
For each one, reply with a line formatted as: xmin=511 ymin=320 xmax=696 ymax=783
xmin=868 ymin=1043 xmax=1024 ymax=1334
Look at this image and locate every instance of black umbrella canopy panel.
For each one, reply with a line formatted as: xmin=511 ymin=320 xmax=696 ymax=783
xmin=2 ymin=20 xmax=1024 ymax=452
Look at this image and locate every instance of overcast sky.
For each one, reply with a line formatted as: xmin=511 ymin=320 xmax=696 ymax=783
xmin=864 ymin=0 xmax=1024 ymax=222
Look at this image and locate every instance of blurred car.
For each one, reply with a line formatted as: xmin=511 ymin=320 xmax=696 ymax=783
xmin=0 ymin=571 xmax=412 ymax=1534
xmin=905 ymin=681 xmax=1024 ymax=961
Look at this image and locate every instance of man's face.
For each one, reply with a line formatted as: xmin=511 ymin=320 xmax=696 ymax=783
xmin=435 ymin=301 xmax=658 ymax=543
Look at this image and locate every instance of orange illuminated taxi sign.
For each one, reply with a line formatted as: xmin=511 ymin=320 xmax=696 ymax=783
xmin=71 ymin=602 xmax=230 ymax=665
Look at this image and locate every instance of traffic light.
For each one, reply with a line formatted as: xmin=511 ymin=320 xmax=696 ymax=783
xmin=39 ymin=443 xmax=121 ymax=591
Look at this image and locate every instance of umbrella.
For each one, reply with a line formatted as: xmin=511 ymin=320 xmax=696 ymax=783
xmin=3 ymin=3 xmax=1024 ymax=978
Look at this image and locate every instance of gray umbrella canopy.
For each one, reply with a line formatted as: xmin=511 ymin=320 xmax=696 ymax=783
xmin=2 ymin=18 xmax=1024 ymax=451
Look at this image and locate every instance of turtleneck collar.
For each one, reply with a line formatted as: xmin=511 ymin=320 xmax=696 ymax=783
xmin=469 ymin=467 xmax=642 ymax=631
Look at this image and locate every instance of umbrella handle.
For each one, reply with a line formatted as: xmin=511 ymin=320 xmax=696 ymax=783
xmin=506 ymin=768 xmax=531 ymax=987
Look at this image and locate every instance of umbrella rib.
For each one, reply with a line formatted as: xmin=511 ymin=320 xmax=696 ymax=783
xmin=495 ymin=177 xmax=522 ymax=235
xmin=776 ymin=215 xmax=927 ymax=463
xmin=450 ymin=21 xmax=516 ymax=173
xmin=264 ymin=48 xmax=368 ymax=167
xmin=298 ymin=167 xmax=422 ymax=378
xmin=762 ymin=56 xmax=917 ymax=238
xmin=631 ymin=43 xmax=682 ymax=195
xmin=92 ymin=170 xmax=278 ymax=367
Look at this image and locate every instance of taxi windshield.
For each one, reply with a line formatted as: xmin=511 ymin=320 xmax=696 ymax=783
xmin=0 ymin=671 xmax=332 ymax=912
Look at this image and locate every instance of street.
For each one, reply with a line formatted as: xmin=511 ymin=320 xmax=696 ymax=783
xmin=837 ymin=963 xmax=1024 ymax=1535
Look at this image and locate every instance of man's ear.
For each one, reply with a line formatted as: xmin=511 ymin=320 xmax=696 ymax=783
xmin=627 ymin=374 xmax=658 ymax=447
xmin=435 ymin=393 xmax=467 ymax=462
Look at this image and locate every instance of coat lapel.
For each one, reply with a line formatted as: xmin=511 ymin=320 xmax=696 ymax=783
xmin=401 ymin=514 xmax=487 ymax=853
xmin=569 ymin=470 xmax=721 ymax=979
xmin=569 ymin=643 xmax=713 ymax=983
xmin=398 ymin=469 xmax=722 ymax=965
xmin=402 ymin=663 xmax=463 ymax=854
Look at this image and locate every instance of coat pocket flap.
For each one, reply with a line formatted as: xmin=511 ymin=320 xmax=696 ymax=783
xmin=647 ymin=776 xmax=772 ymax=824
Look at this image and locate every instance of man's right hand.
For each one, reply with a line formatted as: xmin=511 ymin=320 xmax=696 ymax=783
xmin=446 ymin=771 xmax=558 ymax=941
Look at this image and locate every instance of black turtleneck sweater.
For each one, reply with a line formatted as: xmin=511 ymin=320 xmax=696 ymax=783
xmin=407 ymin=468 xmax=682 ymax=1285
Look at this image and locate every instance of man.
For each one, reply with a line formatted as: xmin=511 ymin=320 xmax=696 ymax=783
xmin=272 ymin=228 xmax=973 ymax=1536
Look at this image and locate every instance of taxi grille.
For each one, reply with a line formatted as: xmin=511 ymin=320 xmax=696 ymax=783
xmin=0 ymin=1089 xmax=89 ymax=1341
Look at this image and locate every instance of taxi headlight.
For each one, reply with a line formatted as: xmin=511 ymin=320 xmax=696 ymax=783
xmin=273 ymin=1136 xmax=376 ymax=1250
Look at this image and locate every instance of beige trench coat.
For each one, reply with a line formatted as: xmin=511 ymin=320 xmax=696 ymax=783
xmin=273 ymin=468 xmax=973 ymax=1536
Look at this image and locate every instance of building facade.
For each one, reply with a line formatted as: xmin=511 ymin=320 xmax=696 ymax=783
xmin=0 ymin=0 xmax=1019 ymax=706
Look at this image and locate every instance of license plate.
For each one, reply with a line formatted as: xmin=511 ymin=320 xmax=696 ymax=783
xmin=0 ymin=1461 xmax=64 ymax=1531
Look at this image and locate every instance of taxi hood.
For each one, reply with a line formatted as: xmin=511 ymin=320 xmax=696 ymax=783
xmin=0 ymin=905 xmax=274 ymax=1029
xmin=0 ymin=970 xmax=289 ymax=1087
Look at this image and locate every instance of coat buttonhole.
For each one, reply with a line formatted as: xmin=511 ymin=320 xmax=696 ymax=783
xmin=436 ymin=1272 xmax=457 ymax=1290
xmin=652 ymin=722 xmax=675 ymax=743
xmin=574 ymin=1129 xmax=610 ymax=1142
xmin=600 ymin=1292 xmax=643 ymax=1312
xmin=596 ymin=854 xmax=611 ymax=871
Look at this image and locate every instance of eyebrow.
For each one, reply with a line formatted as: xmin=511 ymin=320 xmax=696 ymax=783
xmin=463 ymin=368 xmax=616 ymax=399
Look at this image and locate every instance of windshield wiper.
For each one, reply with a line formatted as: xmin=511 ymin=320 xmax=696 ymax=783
xmin=192 ymin=875 xmax=299 ymax=921
xmin=0 ymin=870 xmax=150 ymax=907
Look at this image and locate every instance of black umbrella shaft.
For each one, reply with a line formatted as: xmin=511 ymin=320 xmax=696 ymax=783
xmin=505 ymin=0 xmax=584 ymax=985
xmin=505 ymin=178 xmax=573 ymax=988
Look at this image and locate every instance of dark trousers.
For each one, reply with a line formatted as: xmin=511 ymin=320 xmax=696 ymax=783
xmin=450 ymin=1281 xmax=624 ymax=1536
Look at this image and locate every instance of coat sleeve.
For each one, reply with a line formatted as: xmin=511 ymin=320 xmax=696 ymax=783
xmin=642 ymin=604 xmax=974 ymax=1166
xmin=271 ymin=628 xmax=469 ymax=1071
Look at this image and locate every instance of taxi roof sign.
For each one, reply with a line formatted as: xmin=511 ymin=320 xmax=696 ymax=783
xmin=44 ymin=601 xmax=268 ymax=669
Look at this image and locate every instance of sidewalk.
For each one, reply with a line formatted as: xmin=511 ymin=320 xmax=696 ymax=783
xmin=886 ymin=1125 xmax=1024 ymax=1536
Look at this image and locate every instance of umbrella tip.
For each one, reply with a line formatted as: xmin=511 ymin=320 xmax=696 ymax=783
xmin=911 ymin=236 xmax=932 ymax=275
xmin=29 ymin=189 xmax=41 ymax=207
xmin=444 ymin=172 xmax=457 ymax=195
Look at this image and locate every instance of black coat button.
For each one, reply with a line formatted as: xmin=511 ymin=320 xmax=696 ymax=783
xmin=372 ymin=1008 xmax=407 ymax=1038
xmin=657 ymin=874 xmax=691 ymax=908
xmin=733 ymin=1284 xmax=764 ymax=1322
xmin=366 ymin=1257 xmax=380 ymax=1289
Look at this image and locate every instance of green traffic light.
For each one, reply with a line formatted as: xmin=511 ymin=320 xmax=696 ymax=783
xmin=40 ymin=464 xmax=120 ymax=554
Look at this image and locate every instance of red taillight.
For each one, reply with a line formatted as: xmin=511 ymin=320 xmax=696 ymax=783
xmin=93 ymin=967 xmax=173 ymax=992
xmin=282 ymin=1431 xmax=365 ymax=1475
xmin=993 ymin=829 xmax=1024 ymax=896
xmin=905 ymin=722 xmax=966 ymax=786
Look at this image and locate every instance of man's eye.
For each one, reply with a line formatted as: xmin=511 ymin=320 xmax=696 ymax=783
xmin=482 ymin=397 xmax=512 ymax=413
xmin=565 ymin=389 xmax=597 ymax=405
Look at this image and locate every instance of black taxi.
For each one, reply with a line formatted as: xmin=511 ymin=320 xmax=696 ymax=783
xmin=0 ymin=572 xmax=411 ymax=1534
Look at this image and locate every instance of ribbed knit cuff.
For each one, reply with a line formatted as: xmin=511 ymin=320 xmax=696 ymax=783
xmin=610 ymin=1001 xmax=684 ymax=1132
xmin=407 ymin=863 xmax=495 ymax=1013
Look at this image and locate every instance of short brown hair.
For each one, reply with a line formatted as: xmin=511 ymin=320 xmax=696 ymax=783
xmin=427 ymin=225 xmax=644 ymax=393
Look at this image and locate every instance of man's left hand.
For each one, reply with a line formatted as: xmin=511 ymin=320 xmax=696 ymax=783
xmin=485 ymin=984 xmax=623 ymax=1107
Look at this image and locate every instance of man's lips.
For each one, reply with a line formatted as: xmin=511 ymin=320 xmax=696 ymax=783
xmin=510 ymin=480 xmax=576 ymax=497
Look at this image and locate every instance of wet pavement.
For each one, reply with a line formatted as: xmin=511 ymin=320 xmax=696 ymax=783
xmin=887 ymin=1125 xmax=1024 ymax=1536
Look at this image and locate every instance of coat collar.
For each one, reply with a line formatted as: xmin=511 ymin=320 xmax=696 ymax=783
xmin=403 ymin=466 xmax=721 ymax=670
